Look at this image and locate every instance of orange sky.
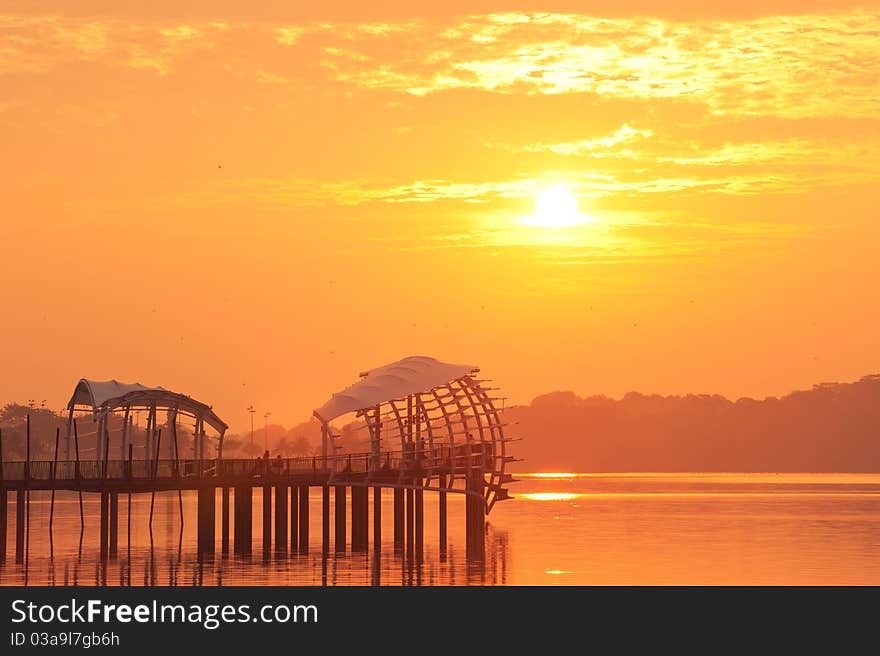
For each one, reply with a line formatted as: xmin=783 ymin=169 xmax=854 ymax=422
xmin=2 ymin=1 xmax=879 ymax=432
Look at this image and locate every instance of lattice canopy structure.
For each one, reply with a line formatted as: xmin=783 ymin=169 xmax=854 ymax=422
xmin=314 ymin=356 xmax=516 ymax=512
xmin=65 ymin=379 xmax=228 ymax=471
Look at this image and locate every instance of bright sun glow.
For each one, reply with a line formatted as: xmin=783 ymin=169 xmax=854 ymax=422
xmin=523 ymin=187 xmax=591 ymax=227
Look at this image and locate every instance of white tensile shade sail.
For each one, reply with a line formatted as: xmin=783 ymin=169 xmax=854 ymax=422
xmin=68 ymin=379 xmax=167 ymax=410
xmin=313 ymin=355 xmax=477 ymax=422
xmin=67 ymin=378 xmax=228 ymax=433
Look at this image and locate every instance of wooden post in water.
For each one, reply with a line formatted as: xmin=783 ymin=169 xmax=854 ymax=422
xmin=405 ymin=487 xmax=414 ymax=559
xmin=73 ymin=419 xmax=84 ymax=532
xmin=127 ymin=444 xmax=132 ymax=554
xmin=274 ymin=484 xmax=287 ymax=554
xmin=349 ymin=486 xmax=359 ymax=551
xmin=221 ymin=487 xmax=230 ymax=555
xmin=99 ymin=491 xmax=109 ymax=559
xmin=25 ymin=414 xmax=30 ymax=482
xmin=233 ymin=484 xmax=252 ymax=554
xmin=24 ymin=415 xmax=30 ymax=566
xmin=373 ymin=486 xmax=382 ymax=554
xmin=109 ymin=493 xmax=119 ymax=558
xmin=438 ymin=475 xmax=448 ymax=558
xmin=298 ymin=485 xmax=309 ymax=553
xmin=352 ymin=486 xmax=369 ymax=552
xmin=335 ymin=485 xmax=346 ymax=552
xmin=148 ymin=429 xmax=162 ymax=532
xmin=393 ymin=487 xmax=404 ymax=552
xmin=290 ymin=486 xmax=299 ymax=552
xmin=465 ymin=472 xmax=486 ymax=560
xmin=415 ymin=484 xmax=424 ymax=560
xmin=49 ymin=427 xmax=59 ymax=533
xmin=15 ymin=490 xmax=25 ymax=563
xmin=321 ymin=484 xmax=330 ymax=554
xmin=262 ymin=484 xmax=271 ymax=554
xmin=197 ymin=485 xmax=216 ymax=555
xmin=171 ymin=414 xmax=183 ymax=529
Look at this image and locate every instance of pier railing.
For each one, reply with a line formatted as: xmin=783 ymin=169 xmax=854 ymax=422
xmin=0 ymin=445 xmax=494 ymax=483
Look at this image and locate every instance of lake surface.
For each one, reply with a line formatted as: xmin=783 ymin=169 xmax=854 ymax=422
xmin=2 ymin=473 xmax=879 ymax=585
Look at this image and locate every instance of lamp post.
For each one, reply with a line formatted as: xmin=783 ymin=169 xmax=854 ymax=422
xmin=248 ymin=406 xmax=255 ymax=449
xmin=263 ymin=412 xmax=271 ymax=451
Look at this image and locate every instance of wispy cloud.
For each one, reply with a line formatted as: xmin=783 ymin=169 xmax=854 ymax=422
xmin=227 ymin=165 xmax=876 ymax=210
xmin=322 ymin=11 xmax=880 ymax=118
xmin=0 ymin=15 xmax=222 ymax=75
xmin=3 ymin=11 xmax=877 ymax=118
xmin=504 ymin=124 xmax=653 ymax=156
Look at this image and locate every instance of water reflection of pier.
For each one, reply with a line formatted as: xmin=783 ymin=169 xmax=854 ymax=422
xmin=6 ymin=523 xmax=511 ymax=587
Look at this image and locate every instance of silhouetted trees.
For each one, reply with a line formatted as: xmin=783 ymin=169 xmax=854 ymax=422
xmin=506 ymin=374 xmax=880 ymax=472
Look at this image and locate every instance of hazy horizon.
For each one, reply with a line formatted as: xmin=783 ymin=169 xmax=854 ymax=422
xmin=2 ymin=368 xmax=877 ymax=437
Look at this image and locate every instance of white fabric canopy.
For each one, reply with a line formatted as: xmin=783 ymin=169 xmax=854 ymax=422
xmin=314 ymin=355 xmax=477 ymax=421
xmin=67 ymin=378 xmax=228 ymax=432
xmin=68 ymin=379 xmax=167 ymax=410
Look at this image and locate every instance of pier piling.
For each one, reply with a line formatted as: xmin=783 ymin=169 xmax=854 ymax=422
xmin=109 ymin=492 xmax=119 ymax=558
xmin=197 ymin=485 xmax=216 ymax=555
xmin=99 ymin=491 xmax=109 ymax=559
xmin=233 ymin=484 xmax=252 ymax=554
xmin=373 ymin=486 xmax=381 ymax=552
xmin=262 ymin=484 xmax=271 ymax=554
xmin=335 ymin=485 xmax=346 ymax=552
xmin=405 ymin=487 xmax=414 ymax=559
xmin=15 ymin=491 xmax=25 ymax=563
xmin=321 ymin=485 xmax=330 ymax=554
xmin=290 ymin=486 xmax=299 ymax=552
xmin=439 ymin=475 xmax=448 ymax=557
xmin=465 ymin=474 xmax=486 ymax=560
xmin=221 ymin=487 xmax=230 ymax=554
xmin=352 ymin=486 xmax=369 ymax=552
xmin=393 ymin=487 xmax=404 ymax=551
xmin=274 ymin=484 xmax=287 ymax=554
xmin=415 ymin=486 xmax=424 ymax=559
xmin=298 ymin=485 xmax=309 ymax=552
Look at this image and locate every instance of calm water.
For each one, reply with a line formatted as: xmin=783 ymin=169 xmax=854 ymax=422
xmin=2 ymin=473 xmax=879 ymax=585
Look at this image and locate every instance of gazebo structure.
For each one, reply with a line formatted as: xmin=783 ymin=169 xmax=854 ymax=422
xmin=313 ymin=355 xmax=515 ymax=514
xmin=65 ymin=379 xmax=228 ymax=474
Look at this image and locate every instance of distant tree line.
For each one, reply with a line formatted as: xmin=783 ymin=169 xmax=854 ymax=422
xmin=506 ymin=374 xmax=880 ymax=472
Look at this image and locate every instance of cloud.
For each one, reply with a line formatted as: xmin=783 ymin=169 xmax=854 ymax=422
xmin=321 ymin=11 xmax=880 ymax=118
xmin=226 ymin=164 xmax=875 ymax=212
xmin=3 ymin=10 xmax=877 ymax=119
xmin=256 ymin=69 xmax=286 ymax=84
xmin=275 ymin=26 xmax=304 ymax=46
xmin=506 ymin=124 xmax=653 ymax=156
xmin=0 ymin=15 xmax=220 ymax=75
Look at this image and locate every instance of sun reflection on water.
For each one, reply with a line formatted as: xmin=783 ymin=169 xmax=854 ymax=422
xmin=521 ymin=492 xmax=582 ymax=501
xmin=525 ymin=473 xmax=577 ymax=479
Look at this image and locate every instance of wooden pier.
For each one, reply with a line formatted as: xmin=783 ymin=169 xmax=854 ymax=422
xmin=0 ymin=356 xmax=518 ymax=564
xmin=0 ymin=453 xmax=497 ymax=562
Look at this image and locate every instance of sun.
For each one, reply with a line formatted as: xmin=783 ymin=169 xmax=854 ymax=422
xmin=523 ymin=187 xmax=590 ymax=227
